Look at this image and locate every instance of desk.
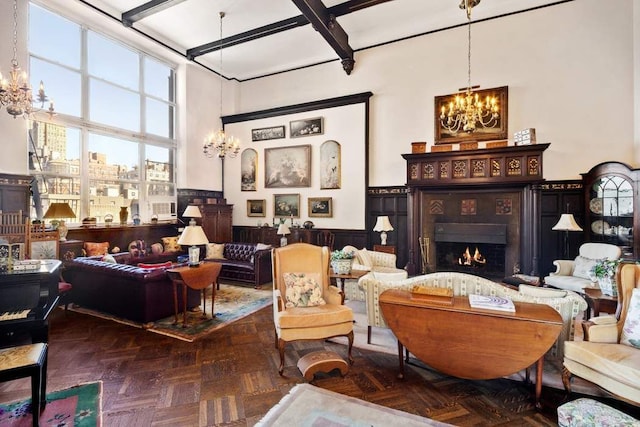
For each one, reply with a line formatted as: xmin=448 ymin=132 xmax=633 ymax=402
xmin=166 ymin=263 xmax=221 ymax=328
xmin=379 ymin=289 xmax=562 ymax=409
xmin=329 ymin=269 xmax=368 ymax=293
xmin=583 ymin=288 xmax=618 ymax=320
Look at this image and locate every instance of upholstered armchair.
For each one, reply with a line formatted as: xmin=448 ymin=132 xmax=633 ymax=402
xmin=361 ymin=271 xmax=587 ymax=358
xmin=544 ymin=243 xmax=622 ymax=293
xmin=562 ymin=263 xmax=640 ymax=405
xmin=272 ymin=243 xmax=354 ymax=375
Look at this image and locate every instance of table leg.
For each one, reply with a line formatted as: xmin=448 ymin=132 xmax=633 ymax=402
xmin=339 ymin=278 xmax=346 ymax=293
xmin=397 ymin=340 xmax=405 ymax=379
xmin=535 ymin=356 xmax=543 ymax=410
xmin=182 ymin=284 xmax=188 ymax=328
xmin=172 ymin=282 xmax=179 ymax=325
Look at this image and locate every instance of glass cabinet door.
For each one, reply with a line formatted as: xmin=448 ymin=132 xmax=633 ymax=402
xmin=589 ymin=175 xmax=634 ymax=257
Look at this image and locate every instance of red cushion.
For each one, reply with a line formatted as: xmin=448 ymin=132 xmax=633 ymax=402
xmin=137 ymin=261 xmax=172 ymax=270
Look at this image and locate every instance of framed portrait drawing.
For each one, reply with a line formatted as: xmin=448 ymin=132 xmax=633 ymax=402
xmin=241 ymin=148 xmax=257 ymax=191
xmin=247 ymin=199 xmax=266 ymax=217
xmin=320 ymin=140 xmax=341 ymax=189
xmin=251 ymin=125 xmax=285 ymax=142
xmin=308 ymin=197 xmax=332 ymax=218
xmin=274 ymin=194 xmax=300 ymax=218
xmin=290 ymin=117 xmax=323 ymax=138
xmin=434 ymin=85 xmax=508 ymax=144
xmin=29 ymin=240 xmax=58 ymax=260
xmin=265 ymin=145 xmax=311 ymax=188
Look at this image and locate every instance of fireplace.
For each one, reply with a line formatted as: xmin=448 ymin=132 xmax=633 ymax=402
xmin=434 ymin=223 xmax=507 ymax=280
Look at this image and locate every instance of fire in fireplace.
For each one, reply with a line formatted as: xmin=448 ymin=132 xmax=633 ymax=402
xmin=459 ymin=246 xmax=486 ymax=266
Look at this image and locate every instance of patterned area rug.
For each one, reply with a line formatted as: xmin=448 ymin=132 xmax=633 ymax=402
xmin=0 ymin=382 xmax=102 ymax=427
xmin=69 ymin=283 xmax=272 ymax=342
xmin=255 ymin=383 xmax=450 ymax=426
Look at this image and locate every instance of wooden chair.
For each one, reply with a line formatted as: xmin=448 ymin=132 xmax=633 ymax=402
xmin=0 ymin=211 xmax=28 ymax=244
xmin=316 ymin=230 xmax=335 ymax=251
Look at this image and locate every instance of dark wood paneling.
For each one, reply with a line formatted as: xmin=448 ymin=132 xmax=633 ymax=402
xmin=0 ymin=173 xmax=31 ymax=214
xmin=367 ymin=187 xmax=408 ymax=269
xmin=233 ymin=226 xmax=367 ymax=250
xmin=66 ymin=223 xmax=182 ymax=254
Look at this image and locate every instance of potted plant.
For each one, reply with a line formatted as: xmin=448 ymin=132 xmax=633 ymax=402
xmin=330 ymin=249 xmax=356 ymax=275
xmin=590 ymin=259 xmax=621 ymax=296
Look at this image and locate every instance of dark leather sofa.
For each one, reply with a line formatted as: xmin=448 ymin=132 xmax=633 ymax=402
xmin=64 ymin=252 xmax=199 ymax=324
xmin=204 ymin=242 xmax=272 ymax=288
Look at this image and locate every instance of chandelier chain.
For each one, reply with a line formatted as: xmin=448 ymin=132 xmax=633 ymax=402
xmin=12 ymin=0 xmax=18 ymax=65
xmin=467 ymin=5 xmax=471 ymax=93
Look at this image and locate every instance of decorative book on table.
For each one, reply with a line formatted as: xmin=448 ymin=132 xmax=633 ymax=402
xmin=468 ymin=294 xmax=515 ymax=312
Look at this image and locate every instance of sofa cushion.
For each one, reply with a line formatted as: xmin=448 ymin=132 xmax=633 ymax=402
xmin=357 ymin=249 xmax=373 ymax=268
xmin=84 ymin=241 xmax=109 ymax=256
xmin=101 ymin=253 xmax=117 ymax=263
xmin=621 ymin=288 xmax=640 ymax=349
xmin=128 ymin=240 xmax=147 ymax=258
xmin=283 ymin=272 xmax=326 ymax=308
xmin=206 ymin=243 xmax=225 ymax=259
xmin=162 ymin=236 xmax=181 ymax=252
xmin=519 ymin=284 xmax=567 ymax=298
xmin=137 ymin=261 xmax=172 ymax=270
xmin=572 ymin=255 xmax=597 ymax=280
xmin=150 ymin=242 xmax=164 ymax=255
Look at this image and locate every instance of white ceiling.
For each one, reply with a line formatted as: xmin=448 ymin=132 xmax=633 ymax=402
xmin=74 ymin=0 xmax=565 ymax=81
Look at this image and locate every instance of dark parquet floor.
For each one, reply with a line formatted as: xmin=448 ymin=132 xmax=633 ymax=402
xmin=1 ymin=306 xmax=639 ymax=426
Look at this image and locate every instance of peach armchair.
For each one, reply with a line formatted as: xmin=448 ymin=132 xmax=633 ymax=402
xmin=562 ymin=263 xmax=640 ymax=405
xmin=272 ymin=243 xmax=354 ymax=375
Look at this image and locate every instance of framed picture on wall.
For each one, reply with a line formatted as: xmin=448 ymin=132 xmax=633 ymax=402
xmin=290 ymin=117 xmax=323 ymax=138
xmin=241 ymin=148 xmax=257 ymax=191
xmin=320 ymin=140 xmax=341 ymax=189
xmin=265 ymin=145 xmax=311 ymax=188
xmin=434 ymin=85 xmax=508 ymax=144
xmin=251 ymin=125 xmax=285 ymax=141
xmin=274 ymin=194 xmax=300 ymax=218
xmin=247 ymin=199 xmax=266 ymax=217
xmin=308 ymin=197 xmax=332 ymax=218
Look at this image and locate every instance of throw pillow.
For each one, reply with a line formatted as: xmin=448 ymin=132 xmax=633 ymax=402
xmin=283 ymin=272 xmax=326 ymax=308
xmin=101 ymin=254 xmax=117 ymax=263
xmin=150 ymin=242 xmax=164 ymax=255
xmin=256 ymin=243 xmax=272 ymax=251
xmin=620 ymin=288 xmax=640 ymax=349
xmin=519 ymin=284 xmax=567 ymax=298
xmin=84 ymin=241 xmax=109 ymax=256
xmin=206 ymin=243 xmax=225 ymax=259
xmin=358 ymin=249 xmax=373 ymax=268
xmin=162 ymin=236 xmax=181 ymax=253
xmin=572 ymin=255 xmax=598 ymax=281
xmin=137 ymin=261 xmax=173 ymax=270
xmin=128 ymin=240 xmax=146 ymax=258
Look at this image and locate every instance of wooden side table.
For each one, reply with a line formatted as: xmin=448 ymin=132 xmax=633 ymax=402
xmin=166 ymin=263 xmax=222 ymax=328
xmin=583 ymin=288 xmax=618 ymax=320
xmin=373 ymin=245 xmax=396 ymax=254
xmin=329 ymin=269 xmax=368 ymax=293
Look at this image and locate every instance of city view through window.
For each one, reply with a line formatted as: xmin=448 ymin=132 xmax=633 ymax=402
xmin=27 ymin=2 xmax=176 ymax=224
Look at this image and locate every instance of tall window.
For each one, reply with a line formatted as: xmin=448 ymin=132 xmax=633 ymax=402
xmin=28 ymin=2 xmax=177 ymax=223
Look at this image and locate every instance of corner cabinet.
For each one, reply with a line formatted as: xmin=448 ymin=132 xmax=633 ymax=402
xmin=200 ymin=204 xmax=233 ymax=243
xmin=582 ymin=162 xmax=639 ymax=259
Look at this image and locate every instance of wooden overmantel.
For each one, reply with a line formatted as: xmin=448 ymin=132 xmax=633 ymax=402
xmin=402 ymin=143 xmax=550 ymax=276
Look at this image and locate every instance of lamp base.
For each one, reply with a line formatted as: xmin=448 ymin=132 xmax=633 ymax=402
xmin=188 ymin=245 xmax=201 ymax=267
xmin=280 ymin=236 xmax=288 ymax=247
xmin=380 ymin=231 xmax=388 ymax=246
xmin=57 ymin=220 xmax=68 ymax=242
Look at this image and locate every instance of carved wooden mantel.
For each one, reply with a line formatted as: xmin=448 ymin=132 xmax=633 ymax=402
xmin=402 ymin=144 xmax=550 ymax=276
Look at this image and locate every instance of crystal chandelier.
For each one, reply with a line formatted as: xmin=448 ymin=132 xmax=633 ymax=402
xmin=0 ymin=0 xmax=53 ymax=119
xmin=440 ymin=0 xmax=499 ymax=134
xmin=203 ymin=12 xmax=240 ymax=159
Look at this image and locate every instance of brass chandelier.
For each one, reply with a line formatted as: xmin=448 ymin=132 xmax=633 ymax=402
xmin=440 ymin=0 xmax=499 ymax=133
xmin=0 ymin=0 xmax=53 ymax=119
xmin=203 ymin=12 xmax=240 ymax=159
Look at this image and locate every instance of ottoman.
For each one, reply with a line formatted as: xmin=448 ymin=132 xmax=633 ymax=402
xmin=557 ymin=398 xmax=639 ymax=427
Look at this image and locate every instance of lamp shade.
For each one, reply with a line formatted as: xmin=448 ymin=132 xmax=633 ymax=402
xmin=182 ymin=205 xmax=202 ymax=218
xmin=552 ymin=214 xmax=583 ymax=232
xmin=177 ymin=225 xmax=209 ymax=246
xmin=277 ymin=223 xmax=291 ymax=236
xmin=43 ymin=202 xmax=76 ymax=220
xmin=373 ymin=216 xmax=394 ymax=232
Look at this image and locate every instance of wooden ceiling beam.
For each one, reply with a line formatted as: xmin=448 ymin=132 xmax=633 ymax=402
xmin=122 ymin=0 xmax=187 ymax=27
xmin=291 ymin=0 xmax=354 ymax=75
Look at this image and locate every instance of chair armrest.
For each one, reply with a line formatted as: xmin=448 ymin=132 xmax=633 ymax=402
xmin=274 ymin=289 xmax=284 ymax=312
xmin=325 ymin=285 xmax=345 ymax=305
xmin=582 ymin=315 xmax=619 ymax=342
xmin=550 ymin=260 xmax=574 ymax=276
xmin=369 ymin=251 xmax=397 ymax=269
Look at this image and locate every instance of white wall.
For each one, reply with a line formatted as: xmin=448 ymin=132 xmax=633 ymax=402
xmin=237 ymin=0 xmax=638 ymax=184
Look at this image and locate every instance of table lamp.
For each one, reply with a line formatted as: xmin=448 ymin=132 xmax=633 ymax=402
xmin=182 ymin=205 xmax=202 ymax=226
xmin=43 ymin=202 xmax=76 ymax=241
xmin=552 ymin=213 xmax=583 ymax=259
xmin=277 ymin=223 xmax=290 ymax=247
xmin=373 ymin=216 xmax=394 ymax=245
xmin=178 ymin=224 xmax=209 ymax=267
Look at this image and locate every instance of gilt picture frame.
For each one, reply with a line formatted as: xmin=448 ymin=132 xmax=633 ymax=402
xmin=274 ymin=194 xmax=300 ymax=218
xmin=265 ymin=145 xmax=311 ymax=188
xmin=241 ymin=148 xmax=257 ymax=191
xmin=247 ymin=199 xmax=266 ymax=217
xmin=320 ymin=140 xmax=341 ymax=189
xmin=434 ymin=85 xmax=508 ymax=144
xmin=308 ymin=197 xmax=333 ymax=218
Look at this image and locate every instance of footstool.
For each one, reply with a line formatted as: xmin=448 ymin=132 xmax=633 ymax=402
xmin=297 ymin=350 xmax=349 ymax=381
xmin=557 ymin=398 xmax=639 ymax=427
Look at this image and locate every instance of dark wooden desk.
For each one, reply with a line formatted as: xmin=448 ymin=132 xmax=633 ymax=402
xmin=379 ymin=289 xmax=562 ymax=409
xmin=166 ymin=263 xmax=221 ymax=328
xmin=329 ymin=269 xmax=368 ymax=293
xmin=583 ymin=288 xmax=618 ymax=320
